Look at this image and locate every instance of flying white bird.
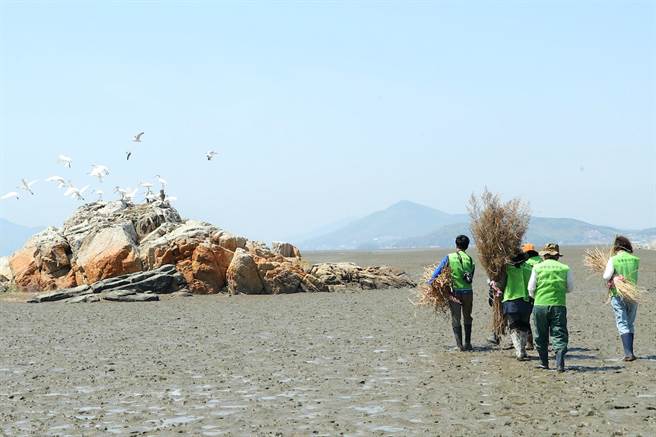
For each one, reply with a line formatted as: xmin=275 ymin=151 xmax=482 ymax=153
xmin=155 ymin=175 xmax=167 ymax=189
xmin=46 ymin=176 xmax=67 ymax=188
xmin=58 ymin=155 xmax=73 ymax=168
xmin=140 ymin=181 xmax=154 ymax=192
xmin=65 ymin=185 xmax=88 ymax=201
xmin=206 ymin=150 xmax=218 ymax=161
xmin=1 ymin=191 xmax=19 ymax=200
xmin=132 ymin=132 xmax=144 ymax=142
xmin=89 ymin=164 xmax=110 ymax=182
xmin=19 ymin=178 xmax=38 ymax=195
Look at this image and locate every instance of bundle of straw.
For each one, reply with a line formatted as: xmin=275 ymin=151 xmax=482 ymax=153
xmin=413 ymin=265 xmax=454 ymax=316
xmin=468 ymin=189 xmax=530 ymax=337
xmin=583 ymin=247 xmax=644 ymax=303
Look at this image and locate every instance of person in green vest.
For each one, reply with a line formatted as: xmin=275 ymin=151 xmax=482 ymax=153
xmin=493 ymin=251 xmax=534 ymax=360
xmin=429 ymin=235 xmax=475 ymax=351
xmin=527 ymin=243 xmax=573 ymax=372
xmin=602 ymin=236 xmax=640 ymax=361
xmin=521 ymin=242 xmax=542 ymax=350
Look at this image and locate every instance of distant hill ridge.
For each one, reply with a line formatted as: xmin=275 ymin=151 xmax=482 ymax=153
xmin=299 ymin=200 xmax=655 ymax=250
xmin=0 ymin=218 xmax=43 ymax=256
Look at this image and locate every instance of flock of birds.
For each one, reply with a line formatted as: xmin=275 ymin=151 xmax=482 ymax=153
xmin=1 ymin=132 xmax=219 ymax=203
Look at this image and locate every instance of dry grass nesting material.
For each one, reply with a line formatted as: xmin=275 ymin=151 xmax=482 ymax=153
xmin=468 ymin=189 xmax=531 ymax=337
xmin=583 ymin=247 xmax=644 ymax=304
xmin=413 ymin=265 xmax=453 ymax=315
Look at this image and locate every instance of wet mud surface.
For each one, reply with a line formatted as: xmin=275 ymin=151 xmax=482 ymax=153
xmin=1 ymin=248 xmax=655 ymax=435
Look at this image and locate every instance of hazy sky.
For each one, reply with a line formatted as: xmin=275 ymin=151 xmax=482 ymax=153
xmin=1 ymin=0 xmax=654 ymax=242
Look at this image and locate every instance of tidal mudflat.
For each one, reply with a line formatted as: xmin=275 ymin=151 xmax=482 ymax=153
xmin=1 ymin=248 xmax=655 ymax=435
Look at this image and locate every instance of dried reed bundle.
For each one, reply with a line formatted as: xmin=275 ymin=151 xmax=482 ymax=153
xmin=469 ymin=189 xmax=530 ymax=337
xmin=584 ymin=247 xmax=644 ymax=304
xmin=413 ymin=265 xmax=453 ymax=315
xmin=583 ymin=247 xmax=610 ymax=274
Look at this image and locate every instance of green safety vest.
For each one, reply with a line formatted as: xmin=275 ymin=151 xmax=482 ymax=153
xmin=448 ymin=251 xmax=474 ymax=291
xmin=610 ymin=251 xmax=640 ymax=297
xmin=525 ymin=255 xmax=542 ymax=267
xmin=502 ymin=262 xmax=531 ymax=302
xmin=533 ymin=259 xmax=569 ymax=306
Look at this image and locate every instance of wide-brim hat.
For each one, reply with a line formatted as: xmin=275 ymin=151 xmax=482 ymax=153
xmin=539 ymin=243 xmax=562 ymax=257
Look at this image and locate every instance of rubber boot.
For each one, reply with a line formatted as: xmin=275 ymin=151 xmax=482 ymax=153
xmin=538 ymin=350 xmax=549 ymax=369
xmin=463 ymin=324 xmax=473 ymax=351
xmin=510 ymin=330 xmax=522 ymax=360
xmin=519 ymin=331 xmax=528 ymax=360
xmin=621 ymin=333 xmax=636 ymax=361
xmin=453 ymin=326 xmax=464 ymax=351
xmin=487 ymin=332 xmax=500 ymax=345
xmin=555 ymin=350 xmax=566 ymax=372
xmin=526 ymin=329 xmax=534 ymax=350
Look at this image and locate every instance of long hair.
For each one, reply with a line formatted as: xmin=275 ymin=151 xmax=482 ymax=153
xmin=613 ymin=235 xmax=633 ymax=254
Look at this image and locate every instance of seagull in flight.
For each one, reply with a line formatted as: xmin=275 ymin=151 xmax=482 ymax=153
xmin=114 ymin=186 xmax=138 ymax=202
xmin=46 ymin=176 xmax=67 ymax=189
xmin=1 ymin=191 xmax=19 ymax=200
xmin=132 ymin=131 xmax=144 ymax=142
xmin=65 ymin=185 xmax=88 ymax=201
xmin=89 ymin=164 xmax=110 ymax=182
xmin=58 ymin=154 xmax=73 ymax=168
xmin=19 ymin=178 xmax=38 ymax=195
xmin=206 ymin=150 xmax=218 ymax=161
xmin=140 ymin=181 xmax=154 ymax=194
xmin=126 ymin=151 xmax=133 ymax=160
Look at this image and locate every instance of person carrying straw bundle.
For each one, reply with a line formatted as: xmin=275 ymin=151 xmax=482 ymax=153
xmin=602 ymin=236 xmax=640 ymax=361
xmin=521 ymin=242 xmax=541 ymax=350
xmin=527 ymin=243 xmax=573 ymax=372
xmin=428 ymin=235 xmax=476 ymax=351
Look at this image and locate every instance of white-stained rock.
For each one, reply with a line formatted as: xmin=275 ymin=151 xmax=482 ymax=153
xmin=226 ymin=248 xmax=264 ymax=294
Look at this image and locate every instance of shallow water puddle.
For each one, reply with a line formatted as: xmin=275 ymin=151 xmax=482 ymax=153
xmin=352 ymin=405 xmax=385 ymax=414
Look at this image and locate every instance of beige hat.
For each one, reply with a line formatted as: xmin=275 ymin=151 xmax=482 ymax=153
xmin=539 ymin=243 xmax=562 ymax=257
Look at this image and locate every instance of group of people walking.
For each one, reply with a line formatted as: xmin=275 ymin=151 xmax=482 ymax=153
xmin=429 ymin=235 xmax=641 ymax=372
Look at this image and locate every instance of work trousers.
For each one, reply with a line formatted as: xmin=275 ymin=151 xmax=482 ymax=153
xmin=610 ymin=296 xmax=638 ymax=335
xmin=449 ymin=292 xmax=473 ymax=328
xmin=533 ymin=305 xmax=568 ymax=354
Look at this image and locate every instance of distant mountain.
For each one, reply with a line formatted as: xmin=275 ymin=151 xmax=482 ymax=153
xmin=0 ymin=218 xmax=42 ymax=256
xmin=299 ymin=201 xmax=656 ymax=250
xmin=299 ymin=200 xmax=468 ymax=250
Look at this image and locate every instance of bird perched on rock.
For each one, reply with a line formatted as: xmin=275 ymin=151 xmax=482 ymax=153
xmin=58 ymin=154 xmax=72 ymax=168
xmin=94 ymin=189 xmax=104 ymax=201
xmin=155 ymin=174 xmax=167 ymax=189
xmin=1 ymin=191 xmax=19 ymax=200
xmin=19 ymin=178 xmax=38 ymax=195
xmin=206 ymin=150 xmax=218 ymax=161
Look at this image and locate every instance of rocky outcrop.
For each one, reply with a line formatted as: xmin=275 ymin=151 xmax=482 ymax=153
xmin=8 ymin=201 xmax=416 ymax=297
xmin=0 ymin=256 xmax=12 ymax=281
xmin=27 ymin=264 xmax=186 ymax=303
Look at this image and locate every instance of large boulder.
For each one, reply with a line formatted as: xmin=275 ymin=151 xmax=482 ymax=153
xmin=226 ymin=248 xmax=264 ymax=294
xmin=9 ymin=227 xmax=75 ymax=291
xmin=271 ymin=242 xmax=302 ymax=258
xmin=73 ymin=223 xmax=142 ymax=283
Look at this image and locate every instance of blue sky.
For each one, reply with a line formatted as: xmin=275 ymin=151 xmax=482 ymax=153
xmin=1 ymin=0 xmax=654 ymax=242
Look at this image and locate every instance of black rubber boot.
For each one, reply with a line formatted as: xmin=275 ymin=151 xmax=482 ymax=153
xmin=621 ymin=333 xmax=636 ymax=361
xmin=538 ymin=350 xmax=549 ymax=369
xmin=555 ymin=350 xmax=565 ymax=372
xmin=453 ymin=326 xmax=464 ymax=351
xmin=463 ymin=324 xmax=473 ymax=351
